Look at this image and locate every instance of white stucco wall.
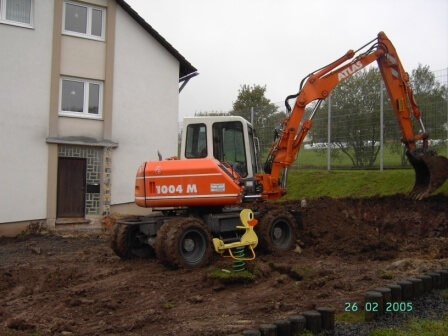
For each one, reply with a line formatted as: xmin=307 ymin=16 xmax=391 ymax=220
xmin=111 ymin=6 xmax=180 ymax=205
xmin=60 ymin=35 xmax=106 ymax=80
xmin=58 ymin=117 xmax=103 ymax=139
xmin=0 ymin=2 xmax=54 ymax=223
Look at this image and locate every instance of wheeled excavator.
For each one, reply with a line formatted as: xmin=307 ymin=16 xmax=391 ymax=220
xmin=110 ymin=31 xmax=448 ymax=268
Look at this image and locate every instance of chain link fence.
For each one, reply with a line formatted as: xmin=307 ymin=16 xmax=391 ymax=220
xmin=179 ymin=68 xmax=447 ymax=171
xmin=261 ymin=68 xmax=448 ymax=170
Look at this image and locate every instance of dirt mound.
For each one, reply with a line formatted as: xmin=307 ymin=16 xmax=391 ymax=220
xmin=0 ymin=195 xmax=447 ymax=336
xmin=282 ymin=195 xmax=448 ymax=261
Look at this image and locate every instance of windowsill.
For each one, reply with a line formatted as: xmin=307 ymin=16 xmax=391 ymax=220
xmin=46 ymin=136 xmax=118 ymax=148
xmin=0 ymin=20 xmax=34 ymax=29
xmin=59 ymin=113 xmax=103 ymax=121
xmin=62 ymin=31 xmax=105 ymax=42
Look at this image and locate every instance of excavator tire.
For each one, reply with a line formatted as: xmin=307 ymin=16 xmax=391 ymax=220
xmin=407 ymin=149 xmax=448 ymax=199
xmin=159 ymin=217 xmax=213 ymax=269
xmin=111 ymin=222 xmax=154 ymax=259
xmin=256 ymin=208 xmax=298 ymax=253
xmin=155 ymin=217 xmax=181 ymax=266
xmin=109 ymin=221 xmax=120 ymax=255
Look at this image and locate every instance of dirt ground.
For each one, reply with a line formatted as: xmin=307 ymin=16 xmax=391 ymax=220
xmin=1 ymin=195 xmax=447 ymax=336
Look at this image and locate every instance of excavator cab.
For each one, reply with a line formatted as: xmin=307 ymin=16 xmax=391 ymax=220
xmin=181 ymin=116 xmax=261 ymax=198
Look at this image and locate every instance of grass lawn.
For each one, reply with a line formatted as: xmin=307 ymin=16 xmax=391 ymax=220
xmin=271 ymin=143 xmax=448 ymax=199
xmin=282 ymin=169 xmax=448 ymax=200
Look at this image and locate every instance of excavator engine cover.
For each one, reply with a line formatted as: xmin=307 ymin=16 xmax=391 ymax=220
xmin=135 ymin=158 xmax=244 ymax=208
xmin=406 ymin=149 xmax=448 ymax=199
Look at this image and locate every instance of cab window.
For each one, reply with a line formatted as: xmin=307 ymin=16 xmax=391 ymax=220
xmin=213 ymin=121 xmax=247 ymax=177
xmin=185 ymin=124 xmax=207 ymax=158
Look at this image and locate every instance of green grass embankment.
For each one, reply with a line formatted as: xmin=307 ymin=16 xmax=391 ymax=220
xmin=283 ymin=169 xmax=448 ymax=200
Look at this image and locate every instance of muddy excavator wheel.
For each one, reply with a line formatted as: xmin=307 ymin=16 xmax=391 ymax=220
xmin=155 ymin=217 xmax=183 ymax=267
xmin=110 ymin=222 xmax=155 ymax=259
xmin=156 ymin=217 xmax=213 ymax=269
xmin=407 ymin=149 xmax=448 ymax=199
xmin=256 ymin=209 xmax=298 ymax=253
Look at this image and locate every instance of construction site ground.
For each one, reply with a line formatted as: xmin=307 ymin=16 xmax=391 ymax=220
xmin=0 ymin=195 xmax=447 ymax=336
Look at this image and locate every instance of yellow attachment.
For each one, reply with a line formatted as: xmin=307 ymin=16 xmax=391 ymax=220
xmin=212 ymin=209 xmax=258 ymax=261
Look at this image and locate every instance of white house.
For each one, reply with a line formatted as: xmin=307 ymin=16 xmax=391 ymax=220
xmin=0 ymin=0 xmax=197 ymax=236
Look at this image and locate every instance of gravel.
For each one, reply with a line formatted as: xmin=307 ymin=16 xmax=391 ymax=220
xmin=322 ymin=289 xmax=447 ymax=336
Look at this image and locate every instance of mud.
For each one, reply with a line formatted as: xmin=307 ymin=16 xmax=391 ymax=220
xmin=0 ymin=195 xmax=447 ymax=335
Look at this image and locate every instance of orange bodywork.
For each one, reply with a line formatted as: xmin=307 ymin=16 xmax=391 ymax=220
xmin=135 ymin=158 xmax=244 ymax=208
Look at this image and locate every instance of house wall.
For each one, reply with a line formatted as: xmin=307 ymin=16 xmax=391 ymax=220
xmin=60 ymin=35 xmax=106 ymax=80
xmin=46 ymin=0 xmax=115 ymax=221
xmin=56 ymin=36 xmax=107 ymax=140
xmin=0 ymin=1 xmax=54 ymax=223
xmin=58 ymin=118 xmax=104 ymax=139
xmin=0 ymin=0 xmax=184 ymax=233
xmin=111 ymin=5 xmax=180 ymax=206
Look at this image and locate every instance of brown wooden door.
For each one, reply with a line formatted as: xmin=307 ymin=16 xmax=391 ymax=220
xmin=57 ymin=157 xmax=86 ymax=218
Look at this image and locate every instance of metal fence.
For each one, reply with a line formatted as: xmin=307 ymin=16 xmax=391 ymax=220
xmin=179 ymin=68 xmax=447 ymax=171
xmin=263 ymin=68 xmax=448 ymax=170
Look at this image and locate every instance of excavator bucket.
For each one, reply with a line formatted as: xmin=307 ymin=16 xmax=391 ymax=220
xmin=406 ymin=149 xmax=448 ymax=199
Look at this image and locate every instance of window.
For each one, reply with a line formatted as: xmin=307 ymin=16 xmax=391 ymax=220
xmin=60 ymin=77 xmax=103 ymax=119
xmin=185 ymin=124 xmax=207 ymax=158
xmin=213 ymin=121 xmax=248 ymax=177
xmin=63 ymin=1 xmax=105 ymax=40
xmin=0 ymin=0 xmax=33 ymax=27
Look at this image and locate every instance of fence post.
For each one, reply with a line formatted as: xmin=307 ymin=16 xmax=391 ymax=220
xmin=327 ymin=94 xmax=331 ymax=171
xmin=380 ymin=80 xmax=384 ymax=171
xmin=251 ymin=107 xmax=254 ymax=126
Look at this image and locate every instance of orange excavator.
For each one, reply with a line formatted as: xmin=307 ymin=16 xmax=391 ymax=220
xmin=110 ymin=31 xmax=448 ymax=268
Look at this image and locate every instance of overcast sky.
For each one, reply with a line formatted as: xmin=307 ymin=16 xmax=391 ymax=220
xmin=125 ymin=0 xmax=448 ymax=120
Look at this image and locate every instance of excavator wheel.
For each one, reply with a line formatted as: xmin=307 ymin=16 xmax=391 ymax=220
xmin=256 ymin=209 xmax=298 ymax=253
xmin=156 ymin=217 xmax=213 ymax=269
xmin=110 ymin=222 xmax=155 ymax=259
xmin=407 ymin=149 xmax=448 ymax=199
xmin=155 ymin=217 xmax=181 ymax=266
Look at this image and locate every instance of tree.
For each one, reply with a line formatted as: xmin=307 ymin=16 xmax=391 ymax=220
xmin=230 ymin=84 xmax=285 ymax=157
xmin=310 ymin=68 xmax=384 ymax=168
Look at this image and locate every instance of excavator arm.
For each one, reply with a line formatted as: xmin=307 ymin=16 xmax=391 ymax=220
xmin=256 ymin=31 xmax=448 ymax=200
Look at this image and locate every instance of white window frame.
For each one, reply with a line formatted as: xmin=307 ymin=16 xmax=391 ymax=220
xmin=0 ymin=0 xmax=33 ymax=28
xmin=59 ymin=77 xmax=103 ymax=120
xmin=62 ymin=1 xmax=106 ymax=41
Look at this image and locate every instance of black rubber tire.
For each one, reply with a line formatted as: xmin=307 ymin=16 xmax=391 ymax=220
xmin=111 ymin=223 xmax=154 ymax=259
xmin=256 ymin=209 xmax=298 ymax=253
xmin=162 ymin=217 xmax=213 ymax=269
xmin=109 ymin=222 xmax=120 ymax=254
xmin=155 ymin=217 xmax=180 ymax=265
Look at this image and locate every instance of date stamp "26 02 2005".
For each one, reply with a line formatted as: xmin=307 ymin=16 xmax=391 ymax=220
xmin=345 ymin=301 xmax=413 ymax=313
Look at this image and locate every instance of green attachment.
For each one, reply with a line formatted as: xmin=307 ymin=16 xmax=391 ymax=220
xmin=232 ymin=246 xmax=246 ymax=272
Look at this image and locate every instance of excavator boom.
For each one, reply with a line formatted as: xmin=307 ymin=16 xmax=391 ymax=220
xmin=258 ymin=31 xmax=448 ymax=199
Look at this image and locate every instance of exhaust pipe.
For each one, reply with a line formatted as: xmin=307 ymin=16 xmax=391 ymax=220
xmin=406 ymin=148 xmax=448 ymax=199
